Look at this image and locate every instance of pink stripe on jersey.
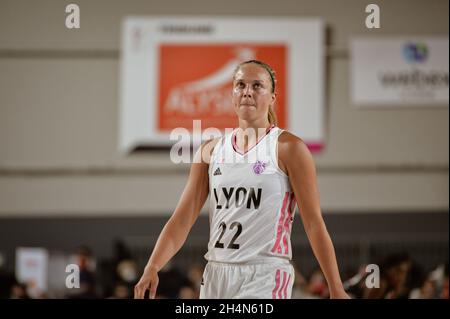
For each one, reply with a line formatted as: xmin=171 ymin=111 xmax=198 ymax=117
xmin=272 ymin=269 xmax=281 ymax=299
xmin=282 ymin=193 xmax=296 ymax=254
xmin=278 ymin=271 xmax=287 ymax=299
xmin=271 ymin=192 xmax=289 ymax=253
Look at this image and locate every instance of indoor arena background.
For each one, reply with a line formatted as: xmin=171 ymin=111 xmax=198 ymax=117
xmin=0 ymin=0 xmax=448 ymax=299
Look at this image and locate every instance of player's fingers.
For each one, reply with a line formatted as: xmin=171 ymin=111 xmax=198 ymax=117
xmin=134 ymin=282 xmax=147 ymax=299
xmin=133 ymin=285 xmax=141 ymax=299
xmin=149 ymin=278 xmax=159 ymax=299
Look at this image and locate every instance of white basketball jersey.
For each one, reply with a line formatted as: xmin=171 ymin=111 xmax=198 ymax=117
xmin=205 ymin=126 xmax=297 ymax=264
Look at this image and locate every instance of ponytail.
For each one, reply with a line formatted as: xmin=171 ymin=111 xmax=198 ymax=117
xmin=268 ymin=105 xmax=277 ymax=125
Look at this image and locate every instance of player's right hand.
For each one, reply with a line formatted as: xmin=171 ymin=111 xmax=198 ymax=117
xmin=134 ymin=265 xmax=159 ymax=299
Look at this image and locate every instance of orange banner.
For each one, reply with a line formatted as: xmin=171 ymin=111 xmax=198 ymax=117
xmin=158 ymin=44 xmax=287 ymax=131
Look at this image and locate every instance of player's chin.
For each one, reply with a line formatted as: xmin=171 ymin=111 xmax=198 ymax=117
xmin=237 ymin=105 xmax=257 ymax=116
xmin=237 ymin=111 xmax=257 ymax=122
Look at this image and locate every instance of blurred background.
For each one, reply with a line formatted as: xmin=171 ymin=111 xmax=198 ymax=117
xmin=0 ymin=0 xmax=448 ymax=299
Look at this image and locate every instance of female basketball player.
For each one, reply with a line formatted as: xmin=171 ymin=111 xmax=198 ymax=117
xmin=135 ymin=60 xmax=350 ymax=299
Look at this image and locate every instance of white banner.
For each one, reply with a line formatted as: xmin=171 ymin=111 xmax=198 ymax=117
xmin=351 ymin=37 xmax=449 ymax=107
xmin=15 ymin=247 xmax=49 ymax=297
xmin=119 ymin=17 xmax=325 ymax=153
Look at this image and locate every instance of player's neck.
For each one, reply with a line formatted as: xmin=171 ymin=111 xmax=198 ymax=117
xmin=236 ymin=119 xmax=273 ymax=150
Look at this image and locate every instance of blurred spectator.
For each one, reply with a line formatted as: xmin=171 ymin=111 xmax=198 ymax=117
xmin=97 ymin=239 xmax=136 ymax=298
xmin=429 ymin=263 xmax=448 ymax=296
xmin=343 ymin=264 xmax=370 ymax=299
xmin=409 ymin=278 xmax=437 ymax=299
xmin=363 ymin=252 xmax=414 ymax=299
xmin=178 ymin=285 xmax=197 ymax=299
xmin=10 ymin=282 xmax=30 ymax=299
xmin=113 ymin=239 xmax=133 ymax=263
xmin=157 ymin=262 xmax=191 ymax=299
xmin=107 ymin=281 xmax=131 ymax=299
xmin=410 ymin=262 xmax=449 ymax=299
xmin=291 ymin=264 xmax=312 ymax=299
xmin=0 ymin=253 xmax=15 ymax=299
xmin=66 ymin=246 xmax=98 ymax=299
xmin=441 ymin=265 xmax=448 ymax=299
xmin=306 ymin=268 xmax=328 ymax=298
xmin=4 ymin=243 xmax=445 ymax=299
xmin=9 ymin=278 xmax=48 ymax=299
xmin=442 ymin=263 xmax=449 ymax=299
xmin=186 ymin=264 xmax=204 ymax=298
xmin=116 ymin=259 xmax=138 ymax=286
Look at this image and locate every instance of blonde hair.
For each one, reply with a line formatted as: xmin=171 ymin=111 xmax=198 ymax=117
xmin=267 ymin=105 xmax=277 ymax=125
xmin=234 ymin=60 xmax=278 ymax=125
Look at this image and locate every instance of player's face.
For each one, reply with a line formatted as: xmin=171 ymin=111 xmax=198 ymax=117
xmin=232 ymin=64 xmax=275 ymax=124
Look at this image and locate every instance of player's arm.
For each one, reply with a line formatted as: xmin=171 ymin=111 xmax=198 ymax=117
xmin=278 ymin=132 xmax=350 ymax=299
xmin=134 ymin=138 xmax=219 ymax=299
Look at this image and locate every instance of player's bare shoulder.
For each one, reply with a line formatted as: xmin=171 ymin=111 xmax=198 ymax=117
xmin=278 ymin=130 xmax=312 ymax=174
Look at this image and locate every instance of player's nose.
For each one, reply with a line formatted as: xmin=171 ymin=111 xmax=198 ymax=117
xmin=243 ymin=85 xmax=253 ymax=97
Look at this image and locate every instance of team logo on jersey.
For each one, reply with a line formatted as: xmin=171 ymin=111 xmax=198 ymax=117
xmin=252 ymin=160 xmax=267 ymax=175
xmin=213 ymin=167 xmax=222 ymax=176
